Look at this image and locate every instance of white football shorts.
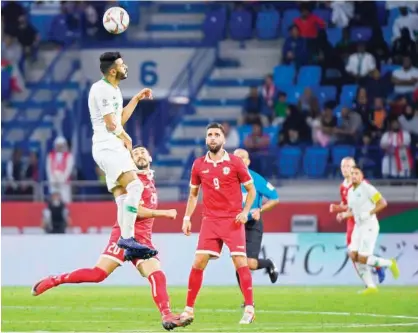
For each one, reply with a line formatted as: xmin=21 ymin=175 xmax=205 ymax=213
xmin=348 ymin=222 xmax=379 ymax=256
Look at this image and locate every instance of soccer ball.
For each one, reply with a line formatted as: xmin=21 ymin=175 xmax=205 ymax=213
xmin=103 ymin=7 xmax=130 ymax=34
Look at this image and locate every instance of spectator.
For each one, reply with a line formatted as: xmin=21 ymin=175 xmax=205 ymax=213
xmin=345 ymin=42 xmax=376 ymax=83
xmin=391 ymin=56 xmax=418 ymax=98
xmin=42 ymin=192 xmax=71 ymax=234
xmin=46 ymin=136 xmax=74 ymax=203
xmin=314 ymin=105 xmax=337 ymax=147
xmin=279 ymin=129 xmax=303 ymax=146
xmin=399 ymin=104 xmax=418 ymax=138
xmin=272 ymin=92 xmax=288 ymax=126
xmin=297 ymin=87 xmax=320 ymax=114
xmin=380 ymin=118 xmax=413 ymax=178
xmin=367 ymin=26 xmax=390 ymax=64
xmin=5 ymin=148 xmax=24 ymax=197
xmin=1 ymin=1 xmax=26 ymax=36
xmin=15 ymin=15 xmax=40 ymax=63
xmin=392 ymin=28 xmax=417 ymax=66
xmin=2 ymin=34 xmax=22 ymax=65
xmin=244 ymin=123 xmax=270 ymax=153
xmin=364 ymin=69 xmax=391 ymax=102
xmin=282 ymin=25 xmax=307 ymax=67
xmin=21 ymin=151 xmax=39 ymax=196
xmin=358 ymin=133 xmax=380 ymax=177
xmin=222 ymin=122 xmax=240 ymax=150
xmin=352 ymin=87 xmax=374 ymax=131
xmin=370 ymin=97 xmax=388 ymax=136
xmin=281 ymin=105 xmax=311 ymax=144
xmin=335 ymin=27 xmax=353 ymax=63
xmin=330 ymin=1 xmax=354 ymax=28
xmin=260 ymin=74 xmax=277 ymax=119
xmin=414 ymin=88 xmax=418 ymax=103
xmin=240 ymin=87 xmax=268 ymax=126
xmin=392 ymin=7 xmax=418 ymax=42
xmin=294 ymin=4 xmax=325 ymax=39
xmin=334 ymin=106 xmax=362 ymax=144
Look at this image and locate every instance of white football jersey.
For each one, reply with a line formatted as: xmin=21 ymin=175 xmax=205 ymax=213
xmin=347 ymin=181 xmax=381 ymax=226
xmin=88 ymin=78 xmax=123 ymax=145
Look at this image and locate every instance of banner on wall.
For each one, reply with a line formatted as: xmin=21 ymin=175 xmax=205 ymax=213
xmin=2 ymin=233 xmax=417 ymax=286
xmin=81 ymin=48 xmax=196 ymax=98
xmin=2 ymin=202 xmax=418 ymax=233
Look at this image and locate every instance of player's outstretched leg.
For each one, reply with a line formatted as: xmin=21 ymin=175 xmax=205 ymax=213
xmin=32 ymin=267 xmax=108 ymax=296
xmin=375 ymin=266 xmax=386 ymax=284
xmin=366 ymin=255 xmax=399 ymax=279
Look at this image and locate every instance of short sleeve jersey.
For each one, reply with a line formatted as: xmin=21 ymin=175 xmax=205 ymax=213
xmin=347 ymin=181 xmax=382 ymax=225
xmin=88 ymin=78 xmax=124 ymax=145
xmin=190 ymin=151 xmax=253 ymax=219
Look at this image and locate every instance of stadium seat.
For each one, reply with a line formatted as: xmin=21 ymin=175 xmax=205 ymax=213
xmin=281 ymin=9 xmax=300 ymax=37
xmin=203 ymin=8 xmax=227 ymax=42
xmin=316 ymin=86 xmax=337 ymax=105
xmin=265 ymin=126 xmax=279 ymax=147
xmin=350 ymin=27 xmax=372 ymax=42
xmin=229 ymin=9 xmax=253 ymax=41
xmin=333 ymin=104 xmax=343 ymax=117
xmin=286 ymin=85 xmax=305 ymax=104
xmin=303 ymin=147 xmax=329 ymax=178
xmin=381 ymin=64 xmax=401 ymax=76
xmin=331 ymin=145 xmax=356 ymax=167
xmin=256 ymin=10 xmax=280 ymax=40
xmin=277 ymin=146 xmax=302 ymax=178
xmin=313 ymin=9 xmax=331 ymax=23
xmin=340 ymin=85 xmax=358 ymax=106
xmin=31 ymin=14 xmax=56 ymax=41
xmin=273 ymin=65 xmax=296 ymax=87
xmin=388 ymin=8 xmax=400 ymax=28
xmin=297 ymin=66 xmax=321 ymax=86
xmin=237 ymin=125 xmax=252 ymax=146
xmin=327 ymin=28 xmax=342 ymax=47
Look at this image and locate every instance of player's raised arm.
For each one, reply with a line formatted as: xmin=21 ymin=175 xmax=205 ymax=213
xmin=137 ymin=206 xmax=177 ymax=219
xmin=121 ymin=88 xmax=153 ymax=125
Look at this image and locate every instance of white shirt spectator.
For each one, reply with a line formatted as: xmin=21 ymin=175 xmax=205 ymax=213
xmin=392 ymin=67 xmax=418 ymax=94
xmin=386 ymin=1 xmax=418 ymax=11
xmin=224 ymin=127 xmax=240 ymax=149
xmin=345 ymin=52 xmax=376 ymax=77
xmin=331 ymin=1 xmax=354 ymax=28
xmin=392 ymin=12 xmax=418 ymax=41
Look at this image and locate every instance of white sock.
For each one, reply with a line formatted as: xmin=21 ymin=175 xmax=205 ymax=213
xmin=121 ymin=179 xmax=144 ymax=239
xmin=115 ymin=194 xmax=127 ymax=230
xmin=354 ymin=262 xmax=368 ymax=287
xmin=357 ymin=263 xmax=376 ymax=288
xmin=367 ymin=255 xmax=392 ymax=268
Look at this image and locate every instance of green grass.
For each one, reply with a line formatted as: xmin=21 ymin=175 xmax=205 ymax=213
xmin=2 ymin=286 xmax=418 ymax=332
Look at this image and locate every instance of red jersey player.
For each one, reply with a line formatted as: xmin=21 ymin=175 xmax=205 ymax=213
xmin=31 ymin=146 xmax=186 ymax=331
xmin=180 ymin=123 xmax=257 ymax=326
xmin=330 ymin=157 xmax=385 ymax=286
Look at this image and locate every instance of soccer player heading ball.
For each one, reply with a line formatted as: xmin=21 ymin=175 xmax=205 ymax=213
xmin=180 ymin=123 xmax=257 ymax=325
xmin=88 ymin=51 xmax=155 ymax=259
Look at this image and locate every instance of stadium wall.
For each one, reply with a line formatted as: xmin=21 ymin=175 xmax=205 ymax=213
xmin=2 ymin=233 xmax=417 ymax=286
xmin=2 ymin=202 xmax=418 ymax=233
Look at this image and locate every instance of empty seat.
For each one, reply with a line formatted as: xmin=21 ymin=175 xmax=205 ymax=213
xmin=317 ymin=86 xmax=337 ymax=105
xmin=297 ymin=66 xmax=321 ymax=86
xmin=203 ymin=8 xmax=227 ymax=42
xmin=340 ymin=85 xmax=358 ymax=106
xmin=381 ymin=64 xmax=401 ymax=76
xmin=281 ymin=9 xmax=300 ymax=37
xmin=331 ymin=145 xmax=356 ymax=167
xmin=256 ymin=10 xmax=280 ymax=40
xmin=350 ymin=27 xmax=372 ymax=42
xmin=382 ymin=26 xmax=392 ymax=46
xmin=327 ymin=28 xmax=342 ymax=46
xmin=237 ymin=125 xmax=252 ymax=146
xmin=277 ymin=146 xmax=302 ymax=178
xmin=273 ymin=65 xmax=296 ymax=87
xmin=31 ymin=14 xmax=56 ymax=41
xmin=286 ymin=85 xmax=305 ymax=104
xmin=229 ymin=9 xmax=252 ymax=41
xmin=303 ymin=147 xmax=329 ymax=178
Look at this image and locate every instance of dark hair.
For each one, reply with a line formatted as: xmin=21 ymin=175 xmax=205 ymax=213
xmin=133 ymin=144 xmax=144 ymax=150
xmin=99 ymin=52 xmax=122 ymax=74
xmin=206 ymin=122 xmax=225 ymax=135
xmin=352 ymin=166 xmax=364 ymax=173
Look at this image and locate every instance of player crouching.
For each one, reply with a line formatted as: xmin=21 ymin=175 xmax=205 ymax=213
xmin=32 ymin=146 xmax=186 ymax=331
xmin=337 ymin=166 xmax=400 ymax=294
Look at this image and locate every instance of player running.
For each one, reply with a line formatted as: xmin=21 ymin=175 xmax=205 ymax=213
xmin=233 ymin=149 xmax=279 ymax=289
xmin=330 ymin=157 xmax=386 ymax=285
xmin=32 ymin=146 xmax=185 ymax=331
xmin=89 ymin=51 xmax=155 ymax=258
xmin=337 ymin=166 xmax=400 ymax=294
xmin=180 ymin=123 xmax=257 ymax=325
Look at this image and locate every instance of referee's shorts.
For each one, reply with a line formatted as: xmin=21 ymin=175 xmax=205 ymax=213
xmin=245 ymin=219 xmax=263 ymax=259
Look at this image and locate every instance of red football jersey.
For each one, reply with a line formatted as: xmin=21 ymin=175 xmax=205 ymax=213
xmin=113 ymin=170 xmax=158 ymax=241
xmin=190 ymin=151 xmax=253 ymax=218
xmin=339 ymin=179 xmax=352 ymax=205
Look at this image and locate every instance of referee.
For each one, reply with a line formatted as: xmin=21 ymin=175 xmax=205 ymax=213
xmin=234 ymin=149 xmax=280 ymax=287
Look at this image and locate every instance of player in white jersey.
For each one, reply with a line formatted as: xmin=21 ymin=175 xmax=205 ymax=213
xmin=88 ymin=51 xmax=156 ymax=259
xmin=337 ymin=166 xmax=400 ymax=294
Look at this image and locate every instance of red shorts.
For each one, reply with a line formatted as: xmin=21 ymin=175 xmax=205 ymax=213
xmin=101 ymin=225 xmax=159 ymax=267
xmin=346 ymin=218 xmax=355 ymax=246
xmin=196 ymin=217 xmax=246 ymax=258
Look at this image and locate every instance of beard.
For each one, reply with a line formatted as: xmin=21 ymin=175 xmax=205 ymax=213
xmin=207 ymin=143 xmax=222 ymax=154
xmin=117 ymin=70 xmax=128 ymax=81
xmin=135 ymin=159 xmax=149 ymax=170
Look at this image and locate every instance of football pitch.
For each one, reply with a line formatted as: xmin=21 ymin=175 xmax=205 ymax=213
xmin=2 ymin=286 xmax=418 ymax=332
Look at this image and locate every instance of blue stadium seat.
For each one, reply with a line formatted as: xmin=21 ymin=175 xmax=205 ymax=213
xmin=382 ymin=26 xmax=392 ymax=46
xmin=313 ymin=9 xmax=331 ymax=23
xmin=281 ymin=9 xmax=300 ymax=37
xmin=327 ymin=28 xmax=342 ymax=46
xmin=277 ymin=146 xmax=302 ymax=178
xmin=303 ymin=147 xmax=329 ymax=178
xmin=331 ymin=145 xmax=356 ymax=167
xmin=256 ymin=10 xmax=280 ymax=40
xmin=340 ymin=85 xmax=358 ymax=106
xmin=49 ymin=14 xmax=75 ymax=46
xmin=388 ymin=8 xmax=400 ymax=27
xmin=265 ymin=126 xmax=279 ymax=147
xmin=285 ymin=85 xmax=305 ymax=104
xmin=316 ymin=86 xmax=337 ymax=105
xmin=229 ymin=9 xmax=252 ymax=41
xmin=381 ymin=64 xmax=401 ymax=76
xmin=203 ymin=8 xmax=227 ymax=42
xmin=297 ymin=66 xmax=321 ymax=86
xmin=350 ymin=27 xmax=372 ymax=42
xmin=237 ymin=125 xmax=252 ymax=146
xmin=273 ymin=65 xmax=295 ymax=87
xmin=333 ymin=104 xmax=343 ymax=117
xmin=31 ymin=14 xmax=56 ymax=41
xmin=119 ymin=1 xmax=140 ymax=24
